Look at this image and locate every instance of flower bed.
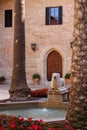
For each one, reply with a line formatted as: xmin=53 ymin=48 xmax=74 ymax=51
xmin=30 ymin=88 xmax=48 ymax=97
xmin=0 ymin=114 xmax=74 ymax=130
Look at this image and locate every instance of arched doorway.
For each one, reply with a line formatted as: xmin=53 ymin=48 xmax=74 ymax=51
xmin=47 ymin=50 xmax=62 ymax=81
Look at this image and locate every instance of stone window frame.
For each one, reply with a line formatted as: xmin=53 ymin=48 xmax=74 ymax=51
xmin=45 ymin=6 xmax=63 ymax=25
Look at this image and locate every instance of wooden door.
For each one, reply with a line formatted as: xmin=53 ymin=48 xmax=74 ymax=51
xmin=47 ymin=51 xmax=62 ymax=81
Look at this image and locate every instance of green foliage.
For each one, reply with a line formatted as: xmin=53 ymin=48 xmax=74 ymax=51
xmin=0 ymin=114 xmax=74 ymax=129
xmin=64 ymin=73 xmax=71 ymax=79
xmin=32 ymin=73 xmax=41 ymax=80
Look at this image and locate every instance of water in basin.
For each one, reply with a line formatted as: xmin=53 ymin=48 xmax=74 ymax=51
xmin=0 ymin=107 xmax=66 ymax=120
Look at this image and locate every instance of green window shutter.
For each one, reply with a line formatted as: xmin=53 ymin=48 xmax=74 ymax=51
xmin=59 ymin=6 xmax=63 ymax=24
xmin=46 ymin=7 xmax=50 ymax=25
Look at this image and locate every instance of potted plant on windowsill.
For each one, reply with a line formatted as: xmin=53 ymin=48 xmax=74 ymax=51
xmin=32 ymin=73 xmax=41 ymax=84
xmin=64 ymin=73 xmax=71 ymax=85
xmin=0 ymin=76 xmax=6 ymax=84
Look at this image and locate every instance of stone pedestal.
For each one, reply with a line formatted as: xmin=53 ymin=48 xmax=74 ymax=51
xmin=47 ymin=89 xmax=69 ymax=108
xmin=48 ymin=89 xmax=63 ymax=102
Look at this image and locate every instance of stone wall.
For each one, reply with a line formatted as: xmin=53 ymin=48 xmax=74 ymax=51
xmin=0 ymin=0 xmax=14 ymax=83
xmin=0 ymin=0 xmax=74 ymax=84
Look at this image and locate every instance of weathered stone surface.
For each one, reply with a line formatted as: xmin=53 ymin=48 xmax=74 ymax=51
xmin=0 ymin=0 xmax=74 ymax=84
xmin=48 ymin=89 xmax=63 ymax=102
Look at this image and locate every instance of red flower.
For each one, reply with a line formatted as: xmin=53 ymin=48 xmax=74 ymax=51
xmin=32 ymin=124 xmax=39 ymax=130
xmin=39 ymin=126 xmax=44 ymax=130
xmin=0 ymin=127 xmax=3 ymax=130
xmin=39 ymin=119 xmax=43 ymax=123
xmin=63 ymin=122 xmax=67 ymax=128
xmin=27 ymin=126 xmax=32 ymax=130
xmin=9 ymin=123 xmax=16 ymax=128
xmin=20 ymin=117 xmax=24 ymax=122
xmin=0 ymin=114 xmax=75 ymax=129
xmin=70 ymin=126 xmax=75 ymax=130
xmin=27 ymin=117 xmax=32 ymax=122
xmin=30 ymin=88 xmax=48 ymax=97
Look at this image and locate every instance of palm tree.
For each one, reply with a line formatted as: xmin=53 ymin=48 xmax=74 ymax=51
xmin=9 ymin=0 xmax=31 ymax=101
xmin=66 ymin=0 xmax=87 ymax=129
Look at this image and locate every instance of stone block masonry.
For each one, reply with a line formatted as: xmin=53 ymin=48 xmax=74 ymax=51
xmin=0 ymin=0 xmax=74 ymax=84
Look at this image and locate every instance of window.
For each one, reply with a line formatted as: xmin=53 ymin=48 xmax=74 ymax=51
xmin=46 ymin=6 xmax=63 ymax=25
xmin=5 ymin=10 xmax=12 ymax=27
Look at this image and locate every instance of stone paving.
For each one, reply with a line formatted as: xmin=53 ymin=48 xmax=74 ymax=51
xmin=0 ymin=84 xmax=10 ymax=100
xmin=0 ymin=84 xmax=50 ymax=101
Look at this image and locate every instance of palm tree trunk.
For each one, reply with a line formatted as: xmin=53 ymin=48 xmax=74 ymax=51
xmin=66 ymin=0 xmax=87 ymax=129
xmin=9 ymin=0 xmax=31 ymax=101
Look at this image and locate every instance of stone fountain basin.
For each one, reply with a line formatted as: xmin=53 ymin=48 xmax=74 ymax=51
xmin=0 ymin=98 xmax=68 ymax=121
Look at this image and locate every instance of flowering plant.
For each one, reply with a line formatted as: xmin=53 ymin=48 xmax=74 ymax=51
xmin=30 ymin=88 xmax=48 ymax=97
xmin=0 ymin=114 xmax=74 ymax=130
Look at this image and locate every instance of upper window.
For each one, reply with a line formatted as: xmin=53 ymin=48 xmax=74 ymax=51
xmin=46 ymin=6 xmax=63 ymax=25
xmin=5 ymin=10 xmax=12 ymax=27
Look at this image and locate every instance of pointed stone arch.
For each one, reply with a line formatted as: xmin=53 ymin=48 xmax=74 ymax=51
xmin=39 ymin=46 xmax=66 ymax=83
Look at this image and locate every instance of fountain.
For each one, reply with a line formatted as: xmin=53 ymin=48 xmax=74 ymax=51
xmin=0 ymin=73 xmax=69 ymax=121
xmin=0 ymin=107 xmax=66 ymax=121
xmin=47 ymin=73 xmax=69 ymax=108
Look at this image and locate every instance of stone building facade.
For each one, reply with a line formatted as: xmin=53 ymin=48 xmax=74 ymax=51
xmin=0 ymin=0 xmax=74 ymax=84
